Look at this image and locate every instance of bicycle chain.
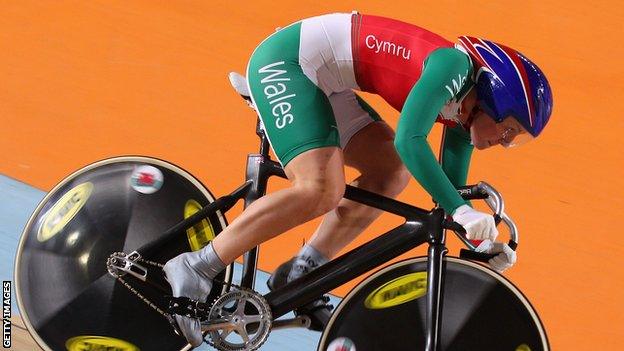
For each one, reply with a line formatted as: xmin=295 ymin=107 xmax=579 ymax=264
xmin=109 ymin=252 xmax=169 ymax=319
xmin=109 ymin=252 xmax=267 ymax=350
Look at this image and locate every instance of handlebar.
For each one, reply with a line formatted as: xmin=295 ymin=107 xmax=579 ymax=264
xmin=444 ymin=182 xmax=519 ymax=264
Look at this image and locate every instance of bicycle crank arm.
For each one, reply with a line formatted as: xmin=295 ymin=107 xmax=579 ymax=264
xmin=107 ymin=252 xmax=148 ymax=281
xmin=201 ymin=318 xmax=236 ymax=332
xmin=271 ymin=316 xmax=311 ymax=330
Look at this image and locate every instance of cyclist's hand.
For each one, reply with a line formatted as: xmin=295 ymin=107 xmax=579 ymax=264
xmin=476 ymin=239 xmax=517 ymax=273
xmin=452 ymin=205 xmax=498 ymax=241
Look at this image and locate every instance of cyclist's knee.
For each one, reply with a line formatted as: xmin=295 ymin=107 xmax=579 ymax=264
xmin=295 ymin=178 xmax=345 ymax=218
xmin=386 ymin=165 xmax=411 ymax=195
xmin=317 ymin=181 xmax=346 ymax=214
xmin=285 ymin=147 xmax=346 ymax=217
xmin=361 ymin=163 xmax=410 ymax=198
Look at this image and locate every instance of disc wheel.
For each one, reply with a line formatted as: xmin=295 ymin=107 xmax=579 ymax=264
xmin=14 ymin=156 xmax=232 ymax=351
xmin=318 ymin=257 xmax=549 ymax=351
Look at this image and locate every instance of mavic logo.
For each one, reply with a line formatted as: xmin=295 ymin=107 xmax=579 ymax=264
xmin=37 ymin=182 xmax=93 ymax=242
xmin=364 ymin=272 xmax=428 ymax=309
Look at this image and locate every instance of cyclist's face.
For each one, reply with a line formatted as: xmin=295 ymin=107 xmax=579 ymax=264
xmin=470 ymin=111 xmax=526 ymax=150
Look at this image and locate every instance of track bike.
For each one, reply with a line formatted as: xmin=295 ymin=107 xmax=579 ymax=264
xmin=14 ymin=72 xmax=548 ymax=351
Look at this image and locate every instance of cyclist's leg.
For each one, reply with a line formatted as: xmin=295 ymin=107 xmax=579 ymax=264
xmin=164 ymin=21 xmax=346 ymax=344
xmin=287 ymin=90 xmax=411 ymax=261
xmin=165 ymin=148 xmax=345 ymax=345
xmin=214 ymin=18 xmax=347 ymax=263
xmin=212 ymin=147 xmax=345 ymax=263
xmin=307 ymin=118 xmax=411 ymax=258
xmin=167 ymin=150 xmax=345 ymax=280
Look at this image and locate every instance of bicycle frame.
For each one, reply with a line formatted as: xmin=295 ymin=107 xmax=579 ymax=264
xmin=129 ymin=119 xmax=482 ymax=351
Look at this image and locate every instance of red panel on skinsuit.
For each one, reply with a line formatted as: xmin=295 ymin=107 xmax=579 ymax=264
xmin=352 ymin=14 xmax=453 ymax=111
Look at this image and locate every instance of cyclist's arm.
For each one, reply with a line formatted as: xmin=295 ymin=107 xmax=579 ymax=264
xmin=440 ymin=124 xmax=473 ymax=188
xmin=394 ymin=47 xmax=472 ymax=214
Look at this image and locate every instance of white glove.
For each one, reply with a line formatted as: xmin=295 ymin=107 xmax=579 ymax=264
xmin=452 ymin=205 xmax=498 ymax=241
xmin=475 ymin=239 xmax=517 ymax=273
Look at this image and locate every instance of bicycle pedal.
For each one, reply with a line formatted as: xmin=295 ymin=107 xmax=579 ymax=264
xmin=166 ymin=296 xmax=210 ymax=319
xmin=295 ymin=299 xmax=333 ymax=332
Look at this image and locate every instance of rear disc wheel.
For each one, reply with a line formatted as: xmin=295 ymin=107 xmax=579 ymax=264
xmin=15 ymin=156 xmax=232 ymax=351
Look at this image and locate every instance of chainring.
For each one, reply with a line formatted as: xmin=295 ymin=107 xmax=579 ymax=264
xmin=206 ymin=288 xmax=272 ymax=351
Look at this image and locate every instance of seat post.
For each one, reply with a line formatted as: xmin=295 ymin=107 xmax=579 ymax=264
xmin=256 ymin=117 xmax=271 ymax=157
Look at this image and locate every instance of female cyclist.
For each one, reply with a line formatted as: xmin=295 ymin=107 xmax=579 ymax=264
xmin=163 ymin=12 xmax=553 ymax=346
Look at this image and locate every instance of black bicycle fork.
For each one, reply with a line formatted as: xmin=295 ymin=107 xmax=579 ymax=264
xmin=425 ymin=210 xmax=449 ymax=351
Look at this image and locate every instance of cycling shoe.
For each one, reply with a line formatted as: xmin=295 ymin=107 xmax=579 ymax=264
xmin=267 ymin=258 xmax=333 ymax=332
xmin=163 ymin=251 xmax=214 ymax=347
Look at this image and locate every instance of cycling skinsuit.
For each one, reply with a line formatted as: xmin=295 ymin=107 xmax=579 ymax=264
xmin=246 ymin=12 xmax=474 ymax=214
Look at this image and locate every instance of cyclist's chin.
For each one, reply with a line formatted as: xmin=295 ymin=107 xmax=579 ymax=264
xmin=472 ymin=139 xmax=493 ymax=150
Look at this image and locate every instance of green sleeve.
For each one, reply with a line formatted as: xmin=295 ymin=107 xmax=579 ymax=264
xmin=394 ymin=47 xmax=472 ymax=214
xmin=440 ymin=125 xmax=473 ymax=188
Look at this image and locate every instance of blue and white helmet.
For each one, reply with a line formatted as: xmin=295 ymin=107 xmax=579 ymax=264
xmin=457 ymin=36 xmax=553 ymax=138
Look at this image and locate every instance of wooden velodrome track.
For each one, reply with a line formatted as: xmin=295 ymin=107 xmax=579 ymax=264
xmin=1 ymin=1 xmax=622 ymax=350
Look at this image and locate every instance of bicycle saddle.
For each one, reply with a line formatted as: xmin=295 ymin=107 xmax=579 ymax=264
xmin=228 ymin=71 xmax=250 ymax=97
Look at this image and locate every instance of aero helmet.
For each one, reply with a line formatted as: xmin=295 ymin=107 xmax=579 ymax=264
xmin=457 ymin=36 xmax=553 ymax=142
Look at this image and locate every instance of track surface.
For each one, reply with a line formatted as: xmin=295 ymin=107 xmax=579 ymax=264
xmin=1 ymin=1 xmax=623 ymax=350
